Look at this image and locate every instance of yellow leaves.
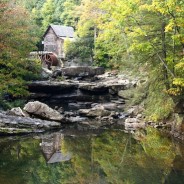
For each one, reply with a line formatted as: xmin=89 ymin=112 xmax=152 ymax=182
xmin=168 ymin=60 xmax=184 ymax=96
xmin=174 ymin=60 xmax=184 ymax=77
xmin=173 ymin=78 xmax=184 ymax=87
xmin=100 ymin=0 xmax=140 ymax=20
xmin=133 ymin=27 xmax=147 ymax=36
xmin=139 ymin=4 xmax=150 ymax=11
xmin=165 ymin=22 xmax=174 ymax=32
xmin=167 ymin=87 xmax=182 ymax=96
xmin=175 ymin=6 xmax=183 ymax=13
xmin=175 ymin=60 xmax=184 ymax=71
xmin=129 ymin=41 xmax=152 ymax=53
xmin=127 ymin=28 xmax=144 ymax=39
xmin=77 ymin=20 xmax=94 ymax=37
xmin=77 ymin=0 xmax=103 ymax=36
xmin=64 ymin=38 xmax=72 ymax=54
xmin=139 ymin=0 xmax=184 ymax=18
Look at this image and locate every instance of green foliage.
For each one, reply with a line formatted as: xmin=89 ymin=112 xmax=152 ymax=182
xmin=168 ymin=59 xmax=184 ymax=96
xmin=60 ymin=0 xmax=80 ymax=28
xmin=144 ymin=73 xmax=174 ymax=121
xmin=125 ymin=69 xmax=175 ymax=121
xmin=0 ymin=1 xmax=41 ymax=104
xmin=23 ymin=0 xmax=81 ymax=36
xmin=0 ymin=58 xmax=41 ymax=100
xmin=0 ymin=98 xmax=26 ymax=110
xmin=126 ymin=83 xmax=148 ymax=107
xmin=71 ymin=0 xmax=184 ymax=121
xmin=1 ymin=0 xmax=184 ymax=118
xmin=41 ymin=0 xmax=55 ymax=30
xmin=75 ymin=0 xmax=184 ymax=95
xmin=64 ymin=37 xmax=94 ymax=61
xmin=175 ymin=60 xmax=184 ymax=77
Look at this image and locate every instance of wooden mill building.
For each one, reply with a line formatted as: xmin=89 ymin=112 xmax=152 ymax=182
xmin=43 ymin=24 xmax=74 ymax=58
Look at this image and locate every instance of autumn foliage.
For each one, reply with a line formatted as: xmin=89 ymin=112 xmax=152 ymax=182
xmin=0 ymin=0 xmax=40 ymax=98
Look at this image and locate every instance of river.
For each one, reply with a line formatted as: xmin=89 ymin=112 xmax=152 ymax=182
xmin=0 ymin=128 xmax=184 ymax=184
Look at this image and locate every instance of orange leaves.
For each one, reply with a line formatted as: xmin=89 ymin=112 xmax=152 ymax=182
xmin=167 ymin=87 xmax=182 ymax=96
xmin=0 ymin=1 xmax=36 ymax=57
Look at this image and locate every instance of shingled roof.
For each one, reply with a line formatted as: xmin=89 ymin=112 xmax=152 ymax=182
xmin=44 ymin=24 xmax=74 ymax=38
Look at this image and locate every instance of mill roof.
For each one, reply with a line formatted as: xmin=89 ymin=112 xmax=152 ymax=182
xmin=44 ymin=25 xmax=74 ymax=38
xmin=47 ymin=151 xmax=72 ymax=164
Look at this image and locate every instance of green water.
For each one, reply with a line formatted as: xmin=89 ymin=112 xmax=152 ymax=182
xmin=0 ymin=128 xmax=184 ymax=184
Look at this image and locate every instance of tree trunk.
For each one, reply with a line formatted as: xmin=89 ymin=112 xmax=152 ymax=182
xmin=161 ymin=22 xmax=169 ymax=89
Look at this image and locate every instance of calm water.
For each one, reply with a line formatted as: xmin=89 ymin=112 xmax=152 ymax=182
xmin=0 ymin=128 xmax=184 ymax=184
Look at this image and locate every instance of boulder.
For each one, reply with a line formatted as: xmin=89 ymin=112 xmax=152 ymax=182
xmin=124 ymin=117 xmax=146 ymax=130
xmin=52 ymin=69 xmax=63 ymax=78
xmin=93 ymin=103 xmax=117 ymax=111
xmin=125 ymin=117 xmax=140 ymax=124
xmin=0 ymin=111 xmax=61 ymax=135
xmin=136 ymin=114 xmax=143 ymax=119
xmin=79 ymin=105 xmax=111 ymax=117
xmin=41 ymin=67 xmax=53 ymax=79
xmin=7 ymin=107 xmax=29 ymax=117
xmin=125 ymin=122 xmax=146 ymax=130
xmin=24 ymin=101 xmax=64 ymax=121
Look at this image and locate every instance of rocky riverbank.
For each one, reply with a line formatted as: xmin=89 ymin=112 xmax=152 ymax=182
xmin=0 ymin=67 xmax=176 ymax=136
xmin=0 ymin=111 xmax=61 ymax=135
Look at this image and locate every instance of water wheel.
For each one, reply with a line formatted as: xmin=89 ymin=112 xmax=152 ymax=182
xmin=40 ymin=53 xmax=59 ymax=70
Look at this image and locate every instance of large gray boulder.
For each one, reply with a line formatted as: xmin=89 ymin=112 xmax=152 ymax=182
xmin=0 ymin=111 xmax=61 ymax=135
xmin=124 ymin=117 xmax=146 ymax=130
xmin=24 ymin=101 xmax=64 ymax=121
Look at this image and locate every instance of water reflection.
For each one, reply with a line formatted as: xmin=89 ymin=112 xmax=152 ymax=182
xmin=40 ymin=133 xmax=71 ymax=164
xmin=0 ymin=128 xmax=184 ymax=184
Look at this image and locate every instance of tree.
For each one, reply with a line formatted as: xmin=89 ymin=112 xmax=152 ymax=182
xmin=83 ymin=0 xmax=184 ymax=119
xmin=0 ymin=0 xmax=40 ymax=100
xmin=60 ymin=0 xmax=81 ymax=28
xmin=64 ymin=0 xmax=101 ymax=63
xmin=64 ymin=37 xmax=94 ymax=61
xmin=41 ymin=0 xmax=55 ymax=31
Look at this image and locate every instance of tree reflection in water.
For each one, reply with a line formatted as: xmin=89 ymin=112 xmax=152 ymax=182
xmin=0 ymin=128 xmax=184 ymax=184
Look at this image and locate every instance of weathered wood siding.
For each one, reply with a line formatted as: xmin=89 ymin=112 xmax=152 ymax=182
xmin=57 ymin=38 xmax=64 ymax=58
xmin=44 ymin=28 xmax=64 ymax=57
